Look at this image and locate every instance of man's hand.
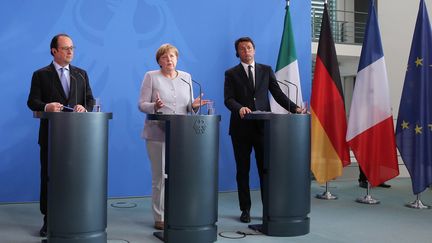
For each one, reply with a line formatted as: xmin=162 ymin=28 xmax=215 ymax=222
xmin=46 ymin=102 xmax=63 ymax=112
xmin=239 ymin=107 xmax=252 ymax=119
xmin=74 ymin=104 xmax=87 ymax=112
xmin=296 ymin=107 xmax=307 ymax=114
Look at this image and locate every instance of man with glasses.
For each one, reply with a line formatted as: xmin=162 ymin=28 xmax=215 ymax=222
xmin=27 ymin=33 xmax=95 ymax=237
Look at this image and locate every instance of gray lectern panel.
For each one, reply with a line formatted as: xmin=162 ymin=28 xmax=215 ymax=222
xmin=246 ymin=113 xmax=311 ymax=237
xmin=148 ymin=114 xmax=219 ymax=243
xmin=263 ymin=114 xmax=310 ymax=236
xmin=42 ymin=112 xmax=112 ymax=243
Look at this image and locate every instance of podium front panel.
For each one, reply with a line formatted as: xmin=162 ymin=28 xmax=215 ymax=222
xmin=245 ymin=113 xmax=311 ymax=237
xmin=42 ymin=112 xmax=112 ymax=243
xmin=263 ymin=114 xmax=310 ymax=236
xmin=148 ymin=114 xmax=219 ymax=243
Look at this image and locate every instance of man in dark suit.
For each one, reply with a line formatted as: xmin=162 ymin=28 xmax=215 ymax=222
xmin=224 ymin=37 xmax=305 ymax=223
xmin=27 ymin=33 xmax=94 ymax=237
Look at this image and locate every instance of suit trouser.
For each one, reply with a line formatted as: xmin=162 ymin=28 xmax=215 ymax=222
xmin=40 ymin=143 xmax=48 ymax=224
xmin=359 ymin=167 xmax=367 ymax=182
xmin=231 ymin=132 xmax=264 ymax=212
xmin=146 ymin=140 xmax=165 ymax=222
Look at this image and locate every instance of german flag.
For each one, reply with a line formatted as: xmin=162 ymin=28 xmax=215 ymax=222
xmin=311 ymin=3 xmax=350 ymax=184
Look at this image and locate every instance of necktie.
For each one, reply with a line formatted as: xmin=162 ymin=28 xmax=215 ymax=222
xmin=248 ymin=65 xmax=254 ymax=89
xmin=60 ymin=68 xmax=69 ymax=98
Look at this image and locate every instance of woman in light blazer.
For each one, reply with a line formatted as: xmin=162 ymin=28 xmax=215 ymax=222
xmin=138 ymin=43 xmax=208 ymax=230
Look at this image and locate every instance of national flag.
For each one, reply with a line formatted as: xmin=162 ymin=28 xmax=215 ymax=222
xmin=396 ymin=0 xmax=432 ymax=195
xmin=270 ymin=1 xmax=303 ymax=113
xmin=346 ymin=0 xmax=399 ymax=187
xmin=311 ymin=3 xmax=350 ymax=184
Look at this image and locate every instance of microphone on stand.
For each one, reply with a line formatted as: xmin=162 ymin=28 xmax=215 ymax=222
xmin=191 ymin=79 xmax=202 ymax=115
xmin=277 ymin=80 xmax=291 ymax=112
xmin=284 ymin=80 xmax=299 ymax=106
xmin=69 ymin=74 xmax=78 ymax=112
xmin=180 ymin=78 xmax=194 ymax=115
xmin=277 ymin=79 xmax=290 ymax=94
xmin=77 ymin=72 xmax=88 ymax=111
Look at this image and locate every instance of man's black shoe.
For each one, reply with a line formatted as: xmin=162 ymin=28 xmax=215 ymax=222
xmin=378 ymin=183 xmax=391 ymax=188
xmin=359 ymin=181 xmax=368 ymax=189
xmin=240 ymin=210 xmax=251 ymax=223
xmin=39 ymin=223 xmax=47 ymax=237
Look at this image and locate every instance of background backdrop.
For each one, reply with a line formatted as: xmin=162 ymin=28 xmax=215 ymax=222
xmin=0 ymin=0 xmax=311 ymax=202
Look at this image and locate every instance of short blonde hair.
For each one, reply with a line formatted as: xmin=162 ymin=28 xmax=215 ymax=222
xmin=156 ymin=43 xmax=179 ymax=63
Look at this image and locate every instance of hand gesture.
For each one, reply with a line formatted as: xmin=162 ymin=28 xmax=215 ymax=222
xmin=154 ymin=92 xmax=165 ymax=111
xmin=192 ymin=93 xmax=210 ymax=109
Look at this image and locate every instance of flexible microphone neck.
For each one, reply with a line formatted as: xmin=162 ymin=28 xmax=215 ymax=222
xmin=180 ymin=78 xmax=194 ymax=115
xmin=70 ymin=74 xmax=78 ymax=111
xmin=76 ymin=71 xmax=87 ymax=111
xmin=277 ymin=79 xmax=290 ymax=102
xmin=284 ymin=80 xmax=298 ymax=106
xmin=191 ymin=79 xmax=202 ymax=115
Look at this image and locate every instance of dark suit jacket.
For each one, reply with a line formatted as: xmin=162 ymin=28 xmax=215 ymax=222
xmin=27 ymin=63 xmax=95 ymax=145
xmin=224 ymin=63 xmax=297 ymax=138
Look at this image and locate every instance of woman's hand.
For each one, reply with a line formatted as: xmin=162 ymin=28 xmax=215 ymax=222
xmin=154 ymin=92 xmax=165 ymax=112
xmin=192 ymin=93 xmax=210 ymax=109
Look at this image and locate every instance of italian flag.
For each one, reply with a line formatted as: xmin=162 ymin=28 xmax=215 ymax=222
xmin=270 ymin=2 xmax=303 ymax=113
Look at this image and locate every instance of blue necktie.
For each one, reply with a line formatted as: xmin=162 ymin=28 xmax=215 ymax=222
xmin=60 ymin=68 xmax=69 ymax=98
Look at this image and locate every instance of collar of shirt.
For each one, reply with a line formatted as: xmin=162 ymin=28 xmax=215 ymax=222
xmin=241 ymin=61 xmax=255 ymax=75
xmin=53 ymin=61 xmax=70 ymax=71
xmin=53 ymin=61 xmax=70 ymax=79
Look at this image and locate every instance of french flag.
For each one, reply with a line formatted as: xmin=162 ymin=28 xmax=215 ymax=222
xmin=346 ymin=0 xmax=399 ymax=187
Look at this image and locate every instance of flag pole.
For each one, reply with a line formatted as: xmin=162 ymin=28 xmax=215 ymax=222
xmin=405 ymin=193 xmax=431 ymax=209
xmin=356 ymin=182 xmax=380 ymax=204
xmin=316 ymin=181 xmax=338 ymax=200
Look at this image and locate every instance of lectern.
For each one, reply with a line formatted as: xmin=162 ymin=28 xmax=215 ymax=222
xmin=37 ymin=112 xmax=112 ymax=243
xmin=147 ymin=114 xmax=220 ymax=243
xmin=245 ymin=112 xmax=310 ymax=237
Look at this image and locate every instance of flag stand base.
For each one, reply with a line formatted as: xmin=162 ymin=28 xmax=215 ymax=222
xmin=405 ymin=194 xmax=430 ymax=209
xmin=316 ymin=182 xmax=338 ymax=200
xmin=356 ymin=182 xmax=380 ymax=204
xmin=356 ymin=195 xmax=380 ymax=204
xmin=316 ymin=191 xmax=338 ymax=200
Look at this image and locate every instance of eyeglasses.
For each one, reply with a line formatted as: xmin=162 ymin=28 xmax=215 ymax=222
xmin=58 ymin=46 xmax=75 ymax=51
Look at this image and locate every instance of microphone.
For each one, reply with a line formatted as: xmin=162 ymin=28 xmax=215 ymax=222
xmin=277 ymin=80 xmax=291 ymax=111
xmin=70 ymin=72 xmax=78 ymax=110
xmin=180 ymin=78 xmax=194 ymax=115
xmin=75 ymin=71 xmax=88 ymax=111
xmin=277 ymin=79 xmax=290 ymax=94
xmin=284 ymin=80 xmax=299 ymax=106
xmin=191 ymin=79 xmax=202 ymax=115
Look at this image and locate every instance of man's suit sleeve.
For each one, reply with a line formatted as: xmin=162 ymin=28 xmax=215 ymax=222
xmin=27 ymin=71 xmax=46 ymax=111
xmin=268 ymin=68 xmax=298 ymax=113
xmin=224 ymin=69 xmax=243 ymax=113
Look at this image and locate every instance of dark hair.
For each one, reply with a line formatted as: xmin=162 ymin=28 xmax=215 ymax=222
xmin=50 ymin=33 xmax=70 ymax=56
xmin=235 ymin=37 xmax=255 ymax=57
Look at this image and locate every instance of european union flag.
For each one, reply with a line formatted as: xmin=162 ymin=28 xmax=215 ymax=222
xmin=396 ymin=0 xmax=432 ymax=195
